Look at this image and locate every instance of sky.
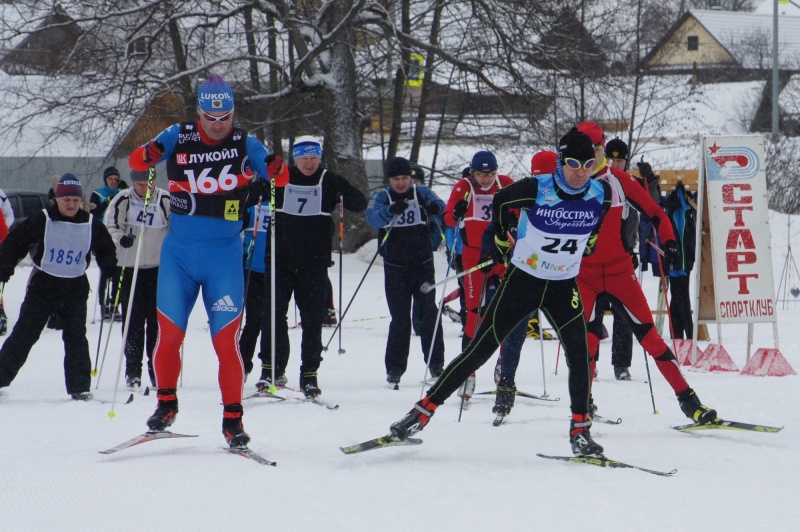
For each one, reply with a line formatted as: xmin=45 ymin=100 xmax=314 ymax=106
xmin=0 ymin=203 xmax=797 ymax=531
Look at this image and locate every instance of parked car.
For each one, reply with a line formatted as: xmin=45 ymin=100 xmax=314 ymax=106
xmin=4 ymin=190 xmax=51 ymax=232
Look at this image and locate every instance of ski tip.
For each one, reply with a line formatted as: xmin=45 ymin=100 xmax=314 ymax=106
xmin=125 ymin=393 xmax=134 ymax=404
xmin=143 ymin=386 xmax=150 ymax=396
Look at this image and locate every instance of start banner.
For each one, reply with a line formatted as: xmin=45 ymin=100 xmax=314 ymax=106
xmin=703 ymin=136 xmax=776 ymax=324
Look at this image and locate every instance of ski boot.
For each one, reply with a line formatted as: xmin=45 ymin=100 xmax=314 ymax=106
xmin=300 ymin=371 xmax=321 ymax=398
xmin=222 ymin=403 xmax=251 ymax=448
xmin=125 ymin=376 xmax=141 ymax=390
xmin=322 ymin=308 xmax=338 ymax=328
xmin=614 ymin=365 xmax=632 ymax=381
xmin=147 ymin=388 xmax=178 ymax=431
xmin=70 ymin=391 xmax=93 ymax=401
xmin=457 ymin=373 xmax=476 ymax=399
xmin=677 ymin=388 xmax=718 ymax=424
xmin=386 ymin=372 xmax=401 ymax=389
xmin=492 ymin=383 xmax=516 ymax=417
xmin=569 ymin=413 xmax=603 ymax=457
xmin=390 ymin=396 xmax=438 ymax=441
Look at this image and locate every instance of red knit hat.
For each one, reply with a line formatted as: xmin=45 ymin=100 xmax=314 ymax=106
xmin=577 ymin=121 xmax=605 ymax=147
xmin=530 ymin=150 xmax=558 ymax=176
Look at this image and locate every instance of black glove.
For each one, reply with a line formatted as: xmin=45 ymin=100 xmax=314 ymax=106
xmin=664 ymin=240 xmax=680 ymax=271
xmin=479 ymin=250 xmax=494 ymax=272
xmin=493 ymin=234 xmax=511 ymax=267
xmin=631 ymin=252 xmax=639 ymax=270
xmin=452 ymin=199 xmax=469 ymax=219
xmin=0 ymin=266 xmax=13 ymax=284
xmin=120 ymin=233 xmax=135 ymax=249
xmin=389 ymin=200 xmax=408 ymax=216
xmin=426 ymin=202 xmax=441 ymax=216
xmin=637 ymin=160 xmax=653 ymax=179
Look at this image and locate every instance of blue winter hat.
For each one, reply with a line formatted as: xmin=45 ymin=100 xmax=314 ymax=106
xmin=56 ymin=173 xmax=83 ymax=198
xmin=292 ymin=135 xmax=323 ymax=159
xmin=197 ymin=74 xmax=234 ymax=112
xmin=471 ymin=151 xmax=498 ymax=172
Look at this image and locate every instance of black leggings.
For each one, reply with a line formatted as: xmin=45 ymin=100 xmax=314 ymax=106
xmin=427 ymin=265 xmax=592 ymax=415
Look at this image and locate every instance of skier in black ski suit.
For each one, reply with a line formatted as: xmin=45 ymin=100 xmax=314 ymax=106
xmin=0 ymin=174 xmax=117 ymax=400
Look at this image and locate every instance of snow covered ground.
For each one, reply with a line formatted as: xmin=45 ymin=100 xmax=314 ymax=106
xmin=1 ymin=212 xmax=798 ymax=532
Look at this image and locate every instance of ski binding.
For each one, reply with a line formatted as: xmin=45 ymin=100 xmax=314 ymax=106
xmin=340 ymin=434 xmax=423 ymax=454
xmin=537 ymin=453 xmax=676 ymax=477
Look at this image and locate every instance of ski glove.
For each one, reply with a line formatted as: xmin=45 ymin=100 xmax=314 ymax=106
xmin=425 ymin=202 xmax=441 ymax=216
xmin=452 ymin=199 xmax=469 ymax=219
xmin=664 ymin=240 xmax=680 ymax=271
xmin=631 ymin=251 xmax=639 ymax=270
xmin=389 ymin=200 xmax=408 ymax=216
xmin=265 ymin=154 xmax=290 ymax=187
xmin=493 ymin=234 xmax=511 ymax=267
xmin=120 ymin=233 xmax=135 ymax=249
xmin=143 ymin=141 xmax=164 ymax=166
xmin=637 ymin=160 xmax=654 ymax=179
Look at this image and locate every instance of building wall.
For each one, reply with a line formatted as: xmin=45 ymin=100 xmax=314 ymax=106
xmin=648 ymin=18 xmax=736 ymax=67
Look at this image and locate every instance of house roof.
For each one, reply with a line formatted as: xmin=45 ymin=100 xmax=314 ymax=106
xmin=646 ymin=9 xmax=800 ymax=70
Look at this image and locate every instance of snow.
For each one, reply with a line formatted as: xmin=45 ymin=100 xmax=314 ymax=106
xmin=1 ymin=212 xmax=798 ymax=531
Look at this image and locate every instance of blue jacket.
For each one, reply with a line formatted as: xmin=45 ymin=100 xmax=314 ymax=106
xmin=366 ymin=184 xmax=446 ymax=266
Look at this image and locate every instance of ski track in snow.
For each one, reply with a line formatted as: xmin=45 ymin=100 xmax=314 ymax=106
xmin=1 ymin=213 xmax=799 ymax=531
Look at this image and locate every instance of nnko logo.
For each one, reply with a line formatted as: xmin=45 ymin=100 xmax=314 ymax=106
xmin=211 ymin=295 xmax=239 ymax=312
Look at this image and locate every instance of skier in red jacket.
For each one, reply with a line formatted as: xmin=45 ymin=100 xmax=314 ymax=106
xmin=575 ymin=121 xmax=717 ymax=425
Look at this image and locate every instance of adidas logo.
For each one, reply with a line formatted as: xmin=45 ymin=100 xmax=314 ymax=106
xmin=211 ymin=295 xmax=239 ymax=312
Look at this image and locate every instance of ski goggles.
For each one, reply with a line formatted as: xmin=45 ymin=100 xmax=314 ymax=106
xmin=202 ymin=111 xmax=233 ymax=123
xmin=473 ymin=170 xmax=498 ymax=178
xmin=563 ymin=158 xmax=596 ymax=171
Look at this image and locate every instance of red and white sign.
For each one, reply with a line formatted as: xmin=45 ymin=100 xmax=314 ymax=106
xmin=704 ymin=136 xmax=776 ymax=324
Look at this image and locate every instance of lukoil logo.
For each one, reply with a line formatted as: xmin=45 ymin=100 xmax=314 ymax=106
xmin=211 ymin=295 xmax=239 ymax=312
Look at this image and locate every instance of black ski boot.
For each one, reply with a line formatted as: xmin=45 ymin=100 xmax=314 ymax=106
xmin=300 ymin=371 xmax=321 ymax=398
xmin=492 ymin=383 xmax=516 ymax=416
xmin=147 ymin=388 xmax=178 ymax=431
xmin=569 ymin=413 xmax=604 ymax=457
xmin=222 ymin=403 xmax=251 ymax=448
xmin=390 ymin=396 xmax=438 ymax=441
xmin=677 ymin=388 xmax=718 ymax=424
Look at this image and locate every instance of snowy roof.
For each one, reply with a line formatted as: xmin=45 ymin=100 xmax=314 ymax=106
xmin=692 ymin=9 xmax=800 ymax=69
xmin=0 ymin=73 xmax=145 ymax=158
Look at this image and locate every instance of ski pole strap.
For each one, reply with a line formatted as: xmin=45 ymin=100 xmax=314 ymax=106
xmin=420 ymin=259 xmax=493 ymax=293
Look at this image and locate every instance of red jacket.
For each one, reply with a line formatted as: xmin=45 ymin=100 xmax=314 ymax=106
xmin=582 ymin=165 xmax=674 ymax=266
xmin=443 ymin=174 xmax=514 ymax=248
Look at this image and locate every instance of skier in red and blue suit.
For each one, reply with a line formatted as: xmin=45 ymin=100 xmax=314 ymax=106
xmin=128 ymin=74 xmax=289 ymax=448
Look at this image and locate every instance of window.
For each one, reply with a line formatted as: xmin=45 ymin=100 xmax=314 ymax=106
xmin=688 ymin=36 xmax=699 ymax=51
xmin=126 ymin=36 xmax=152 ymax=60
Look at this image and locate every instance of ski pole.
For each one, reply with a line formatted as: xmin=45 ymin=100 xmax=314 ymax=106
xmin=420 ymin=259 xmax=492 ymax=294
xmin=419 ymin=214 xmax=462 ymax=394
xmin=269 ymin=175 xmax=277 ymax=392
xmin=536 ymin=309 xmax=549 ymax=398
xmin=91 ymin=275 xmax=100 ymax=324
xmin=91 ymin=280 xmax=110 ymax=376
xmin=337 ymin=194 xmax=344 ymax=355
xmin=240 ymin=198 xmax=263 ymax=336
xmin=108 ymin=167 xmax=157 ymax=419
xmin=322 ymin=215 xmax=400 ymax=352
xmin=458 ymin=270 xmax=488 ymax=421
xmin=553 ymin=341 xmax=562 ymax=376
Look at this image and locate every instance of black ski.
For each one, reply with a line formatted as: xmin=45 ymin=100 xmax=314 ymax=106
xmin=300 ymin=397 xmax=340 ymax=410
xmin=243 ymin=391 xmax=286 ymax=402
xmin=226 ymin=446 xmax=277 ymax=466
xmin=100 ymin=431 xmax=198 ymax=454
xmin=340 ymin=434 xmax=423 ymax=454
xmin=593 ymin=414 xmax=622 ymax=425
xmin=537 ymin=453 xmax=677 ymax=477
xmin=673 ymin=419 xmax=783 ymax=433
xmin=475 ymin=389 xmax=560 ymax=402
